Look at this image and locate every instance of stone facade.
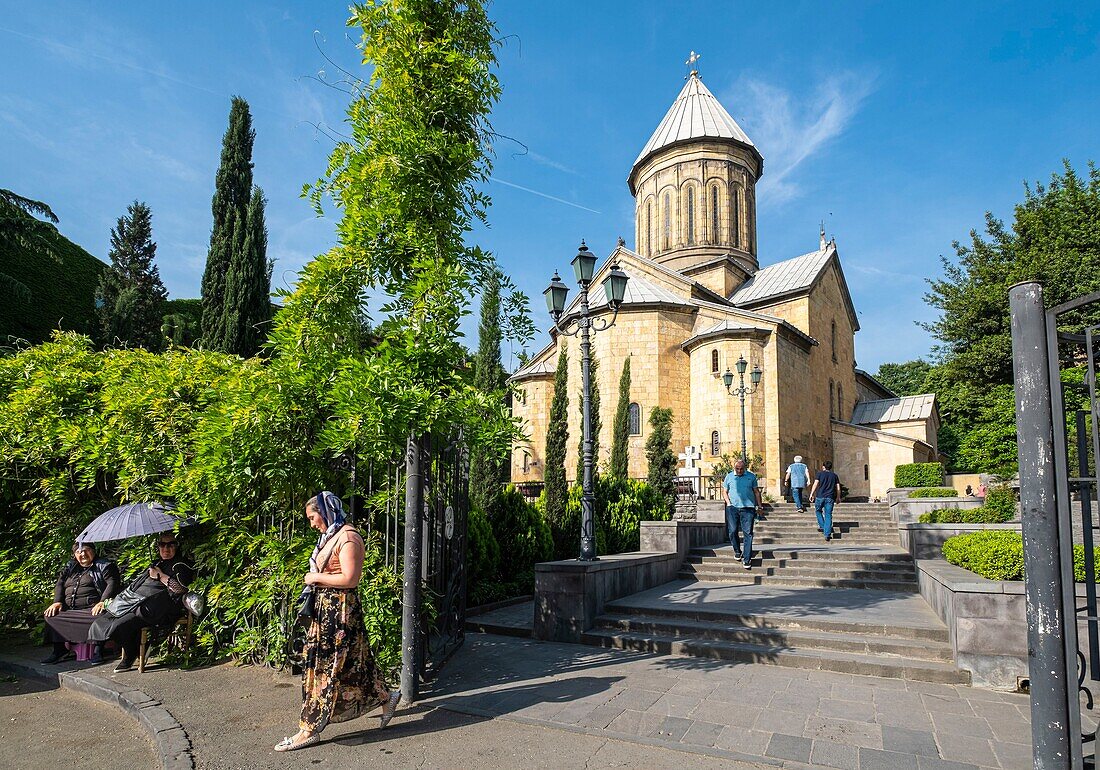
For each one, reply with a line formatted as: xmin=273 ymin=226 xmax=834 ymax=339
xmin=509 ymin=73 xmax=939 ymax=497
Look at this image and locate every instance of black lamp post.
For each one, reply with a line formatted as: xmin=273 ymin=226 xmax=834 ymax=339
xmin=722 ymin=354 xmax=763 ymax=462
xmin=544 ymin=241 xmax=629 ymax=561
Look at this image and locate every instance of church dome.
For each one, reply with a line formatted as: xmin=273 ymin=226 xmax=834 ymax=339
xmin=628 ymin=72 xmax=763 ymax=195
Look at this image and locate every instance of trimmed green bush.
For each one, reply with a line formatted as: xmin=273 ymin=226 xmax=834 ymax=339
xmin=982 ymin=486 xmax=1017 ymax=520
xmin=908 ymin=487 xmax=958 ymax=498
xmin=467 ymin=505 xmax=500 ymax=595
xmin=487 ymin=485 xmax=553 ymax=575
xmin=943 ymin=531 xmax=1100 ymax=582
xmin=918 ymin=506 xmax=1013 ymax=524
xmin=894 ymin=462 xmax=945 ymax=488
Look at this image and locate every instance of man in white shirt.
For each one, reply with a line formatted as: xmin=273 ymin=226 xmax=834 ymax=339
xmin=784 ymin=455 xmax=810 ymax=513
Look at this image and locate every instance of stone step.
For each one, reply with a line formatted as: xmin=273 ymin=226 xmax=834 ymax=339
xmin=690 ymin=546 xmax=914 ymax=562
xmin=593 ymin=614 xmax=954 ymax=662
xmin=751 ymin=536 xmax=897 ymax=545
xmin=580 ymin=629 xmax=969 ymax=684
xmin=678 ymin=568 xmax=919 ymax=592
xmin=604 ymin=597 xmax=950 ymax=642
xmin=684 ymin=561 xmax=916 ymax=582
xmin=688 ymin=554 xmax=916 ymax=572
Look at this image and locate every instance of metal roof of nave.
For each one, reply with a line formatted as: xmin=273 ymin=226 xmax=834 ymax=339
xmin=631 ymin=73 xmax=758 ymax=173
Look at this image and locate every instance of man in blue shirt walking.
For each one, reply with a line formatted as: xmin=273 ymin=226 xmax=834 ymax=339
xmin=784 ymin=455 xmax=810 ymax=513
xmin=808 ymin=460 xmax=841 ymax=542
xmin=722 ymin=459 xmax=762 ymax=569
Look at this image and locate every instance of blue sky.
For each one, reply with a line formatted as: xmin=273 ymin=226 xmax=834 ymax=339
xmin=2 ymin=1 xmax=1098 ymax=371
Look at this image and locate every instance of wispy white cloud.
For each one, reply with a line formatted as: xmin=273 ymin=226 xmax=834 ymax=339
xmin=727 ymin=71 xmax=876 ymax=206
xmin=847 ymin=261 xmax=921 ymax=282
xmin=129 ymin=141 xmax=204 ymax=184
xmin=525 ymin=150 xmax=580 ymax=176
xmin=489 ymin=176 xmax=602 ymax=214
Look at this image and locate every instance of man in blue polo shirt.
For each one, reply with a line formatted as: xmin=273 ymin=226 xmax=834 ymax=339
xmin=722 ymin=459 xmax=762 ymax=569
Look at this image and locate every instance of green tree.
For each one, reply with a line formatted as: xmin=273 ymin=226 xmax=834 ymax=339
xmin=95 ymin=201 xmax=168 ymax=350
xmin=201 ymin=97 xmax=254 ymax=351
xmin=645 ymin=406 xmax=676 ymax=514
xmin=543 ymin=349 xmax=570 ymax=530
xmin=922 ymin=161 xmax=1100 ymax=472
xmin=873 ymin=360 xmax=931 ymax=397
xmin=576 ymin=349 xmax=601 ymax=483
xmin=469 ymin=268 xmax=508 ymax=513
xmin=609 ymin=357 xmax=631 ymax=479
xmin=0 ymin=189 xmax=62 ymax=303
xmin=221 ymin=186 xmax=272 ymax=357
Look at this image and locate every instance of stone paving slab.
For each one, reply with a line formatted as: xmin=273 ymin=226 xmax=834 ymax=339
xmin=432 ymin=633 xmax=1035 ymax=769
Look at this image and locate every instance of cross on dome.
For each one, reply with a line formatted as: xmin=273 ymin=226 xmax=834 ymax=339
xmin=685 ymin=50 xmax=701 ymax=77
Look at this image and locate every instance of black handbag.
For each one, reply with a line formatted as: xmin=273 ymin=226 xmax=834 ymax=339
xmin=296 ymin=588 xmax=316 ymax=623
xmin=106 ymin=573 xmax=162 ymax=617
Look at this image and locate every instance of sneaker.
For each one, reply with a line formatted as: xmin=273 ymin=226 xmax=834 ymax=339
xmin=742 ymin=561 xmax=752 ymax=570
xmin=824 ymin=536 xmax=832 ymax=542
xmin=114 ymin=657 xmax=134 ymax=673
xmin=41 ymin=650 xmax=71 ymax=665
xmin=380 ymin=690 xmax=402 ymax=728
xmin=733 ymin=551 xmax=743 ymax=561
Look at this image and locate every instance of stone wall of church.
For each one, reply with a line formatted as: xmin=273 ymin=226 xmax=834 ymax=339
xmin=510 ymin=373 xmax=555 ymax=482
xmin=632 ymin=141 xmax=760 ymax=275
xmin=808 ymin=264 xmax=859 ymax=442
xmin=832 ymin=421 xmax=936 ymax=500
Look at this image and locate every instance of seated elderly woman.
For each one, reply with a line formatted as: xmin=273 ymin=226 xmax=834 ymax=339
xmin=89 ymin=533 xmax=194 ymax=672
xmin=42 ymin=541 xmax=121 ymax=664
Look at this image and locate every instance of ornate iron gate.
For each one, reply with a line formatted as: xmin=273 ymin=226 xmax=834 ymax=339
xmin=1011 ymin=283 xmax=1100 ymax=769
xmin=418 ymin=431 xmax=469 ymax=679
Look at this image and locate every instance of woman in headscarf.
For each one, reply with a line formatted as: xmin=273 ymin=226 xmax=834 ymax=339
xmin=274 ymin=491 xmax=400 ymax=752
xmin=42 ymin=541 xmax=121 ymax=664
xmin=88 ymin=532 xmax=194 ymax=672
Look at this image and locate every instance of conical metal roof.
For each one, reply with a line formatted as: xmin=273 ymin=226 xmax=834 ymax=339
xmin=631 ymin=73 xmax=758 ymax=175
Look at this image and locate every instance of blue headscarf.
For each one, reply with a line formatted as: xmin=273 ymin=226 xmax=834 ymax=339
xmin=308 ymin=491 xmax=346 ymax=574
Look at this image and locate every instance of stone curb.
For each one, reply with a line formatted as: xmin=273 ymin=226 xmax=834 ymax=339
xmin=0 ymin=656 xmax=194 ymax=770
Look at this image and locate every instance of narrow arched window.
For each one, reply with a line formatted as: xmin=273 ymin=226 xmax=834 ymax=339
xmin=646 ymin=199 xmax=652 ymax=255
xmin=747 ymin=190 xmax=755 ymax=252
xmin=711 ymin=430 xmax=720 ymax=456
xmin=837 ymin=384 xmax=844 ymax=420
xmin=686 ymin=187 xmax=695 ymax=245
xmin=829 ymin=380 xmax=835 ymax=420
xmin=663 ymin=193 xmax=671 ymax=249
xmin=522 ymin=453 xmax=530 ymax=473
xmin=711 ymin=186 xmax=720 ymax=244
xmin=711 ymin=349 xmax=719 ymax=373
xmin=731 ymin=188 xmax=741 ymax=248
xmin=831 ymin=321 xmax=838 ymax=362
xmin=628 ymin=403 xmax=641 ymax=435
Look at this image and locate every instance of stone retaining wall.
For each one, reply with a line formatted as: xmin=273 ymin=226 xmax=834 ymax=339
xmin=902 ymin=522 xmax=1021 ymax=560
xmin=889 ymin=491 xmax=983 ymax=525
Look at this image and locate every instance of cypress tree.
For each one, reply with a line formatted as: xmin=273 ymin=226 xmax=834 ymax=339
xmin=543 ymin=348 xmax=569 ymax=529
xmin=469 ymin=268 xmax=508 ymax=512
xmin=201 ymin=96 xmax=254 ymax=351
xmin=222 ymin=185 xmax=271 ymax=356
xmin=95 ymin=201 xmax=167 ymax=350
xmin=575 ymin=349 xmax=600 ymax=483
xmin=609 ymin=357 xmax=631 ymax=479
xmin=646 ymin=406 xmax=677 ymax=514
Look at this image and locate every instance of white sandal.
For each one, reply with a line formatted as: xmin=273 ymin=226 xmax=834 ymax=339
xmin=274 ymin=732 xmax=319 ymax=752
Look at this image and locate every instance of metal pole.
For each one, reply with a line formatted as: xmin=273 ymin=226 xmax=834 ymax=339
xmin=1076 ymin=409 xmax=1099 ymax=679
xmin=1010 ymin=281 xmax=1073 ymax=769
xmin=579 ymin=282 xmax=597 ymax=562
xmin=739 ymin=373 xmax=748 ymax=461
xmin=401 ymin=433 xmax=424 ymax=702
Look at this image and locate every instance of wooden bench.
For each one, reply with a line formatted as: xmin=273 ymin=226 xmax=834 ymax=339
xmin=138 ymin=613 xmax=192 ymax=673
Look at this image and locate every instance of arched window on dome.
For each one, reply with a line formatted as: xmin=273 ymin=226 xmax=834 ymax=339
xmin=663 ymin=193 xmax=671 ymax=250
xmin=646 ymin=199 xmax=652 ymax=256
xmin=711 ymin=186 xmax=720 ymax=244
xmin=628 ymin=403 xmax=641 ymax=435
xmin=837 ymin=384 xmax=844 ymax=420
xmin=711 ymin=430 xmax=720 ymax=456
xmin=731 ymin=188 xmax=741 ymax=248
xmin=686 ymin=187 xmax=695 ymax=245
xmin=829 ymin=380 xmax=835 ymax=420
xmin=711 ymin=349 xmax=719 ymax=373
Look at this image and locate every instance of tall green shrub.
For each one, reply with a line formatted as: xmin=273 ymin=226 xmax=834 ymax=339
xmin=894 ymin=462 xmax=945 ymax=488
xmin=609 ymin=357 xmax=631 ymax=479
xmin=488 ymin=485 xmax=553 ymax=575
xmin=543 ymin=349 xmax=569 ymax=531
xmin=95 ymin=201 xmax=168 ymax=351
xmin=646 ymin=406 xmax=676 ymax=516
xmin=221 ymin=185 xmax=271 ymax=357
xmin=469 ymin=269 xmax=507 ymax=514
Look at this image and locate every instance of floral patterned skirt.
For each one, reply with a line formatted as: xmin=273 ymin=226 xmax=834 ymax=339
xmin=299 ymin=588 xmax=389 ymax=732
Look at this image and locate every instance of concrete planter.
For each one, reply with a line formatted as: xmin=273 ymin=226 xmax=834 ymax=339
xmin=889 ymin=493 xmax=983 ymax=525
xmin=901 ymin=522 xmax=1021 ymax=560
xmin=916 ymin=559 xmax=1026 ymax=689
xmin=533 ymin=520 xmax=725 ymax=644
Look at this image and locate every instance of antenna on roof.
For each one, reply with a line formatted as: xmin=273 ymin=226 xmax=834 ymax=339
xmin=685 ymin=50 xmax=701 ymax=79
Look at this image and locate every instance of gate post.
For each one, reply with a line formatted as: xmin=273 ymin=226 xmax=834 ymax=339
xmin=1010 ymin=281 xmax=1075 ymax=769
xmin=401 ymin=433 xmax=424 ymax=702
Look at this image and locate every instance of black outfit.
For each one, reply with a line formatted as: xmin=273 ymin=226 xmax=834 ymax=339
xmin=44 ymin=559 xmax=120 ymax=656
xmin=88 ymin=555 xmax=194 ymax=664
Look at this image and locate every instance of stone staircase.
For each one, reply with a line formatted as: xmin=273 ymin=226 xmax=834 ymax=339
xmin=582 ymin=592 xmax=968 ymax=684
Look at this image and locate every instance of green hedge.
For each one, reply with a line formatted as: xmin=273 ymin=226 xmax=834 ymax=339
xmin=894 ymin=462 xmax=945 ymax=488
xmin=918 ymin=507 xmax=1012 ymax=524
xmin=470 ymin=485 xmax=554 ymax=607
xmin=942 ymin=531 xmax=1100 ymax=582
xmin=908 ymin=487 xmax=958 ymax=498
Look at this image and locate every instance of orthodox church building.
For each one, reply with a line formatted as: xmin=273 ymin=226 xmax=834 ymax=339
xmin=509 ymin=68 xmax=939 ymax=500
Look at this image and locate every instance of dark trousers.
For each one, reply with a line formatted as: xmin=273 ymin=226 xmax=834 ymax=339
xmin=725 ymin=506 xmax=756 ymax=564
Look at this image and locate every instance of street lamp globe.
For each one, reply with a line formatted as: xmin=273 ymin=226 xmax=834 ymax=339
xmin=722 ymin=368 xmax=734 ymax=391
xmin=735 ymin=354 xmax=748 ymax=376
xmin=571 ymin=241 xmax=597 ymax=284
xmin=544 ymin=271 xmax=569 ymax=317
xmin=602 ymin=262 xmax=629 ymax=309
xmin=751 ymin=364 xmax=763 ymax=387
